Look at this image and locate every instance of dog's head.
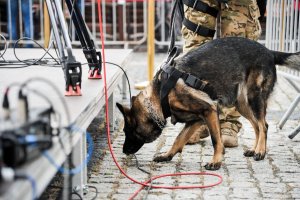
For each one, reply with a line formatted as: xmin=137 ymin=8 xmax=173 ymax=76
xmin=116 ymin=91 xmax=164 ymax=155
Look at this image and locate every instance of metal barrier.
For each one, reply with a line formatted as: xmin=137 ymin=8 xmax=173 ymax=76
xmin=266 ymin=0 xmax=300 ymax=138
xmin=77 ymin=0 xmax=148 ymax=47
xmin=2 ymin=0 xmax=180 ymax=48
xmin=3 ymin=0 xmax=154 ymax=47
xmin=266 ymin=0 xmax=300 ymax=52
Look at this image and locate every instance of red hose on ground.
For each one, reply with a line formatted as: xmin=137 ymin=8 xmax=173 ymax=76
xmin=96 ymin=0 xmax=223 ymax=199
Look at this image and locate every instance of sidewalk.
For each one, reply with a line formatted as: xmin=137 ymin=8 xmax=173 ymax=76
xmin=86 ymin=52 xmax=300 ymax=200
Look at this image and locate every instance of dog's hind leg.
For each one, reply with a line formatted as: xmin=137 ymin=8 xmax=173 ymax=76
xmin=237 ymin=88 xmax=268 ymax=160
xmin=240 ymin=109 xmax=260 ymax=157
xmin=153 ymin=121 xmax=203 ymax=162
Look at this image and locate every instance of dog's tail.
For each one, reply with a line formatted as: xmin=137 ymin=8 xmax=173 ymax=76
xmin=272 ymin=50 xmax=300 ymax=70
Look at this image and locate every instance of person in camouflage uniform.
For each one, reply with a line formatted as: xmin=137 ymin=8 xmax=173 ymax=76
xmin=182 ymin=0 xmax=262 ymax=147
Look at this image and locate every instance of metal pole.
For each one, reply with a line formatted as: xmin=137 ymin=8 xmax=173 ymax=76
xmin=147 ymin=0 xmax=155 ymax=81
xmin=45 ymin=0 xmax=65 ymax=61
xmin=280 ymin=0 xmax=285 ymax=51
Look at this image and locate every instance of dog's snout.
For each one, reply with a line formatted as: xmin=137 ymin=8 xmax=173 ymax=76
xmin=123 ymin=147 xmax=134 ymax=155
xmin=123 ymin=137 xmax=145 ymax=155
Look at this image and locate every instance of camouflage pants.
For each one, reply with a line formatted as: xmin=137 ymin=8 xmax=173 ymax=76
xmin=182 ymin=0 xmax=261 ymax=131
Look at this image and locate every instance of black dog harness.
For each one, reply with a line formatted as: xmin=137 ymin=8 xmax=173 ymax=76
xmin=159 ymin=47 xmax=218 ymax=118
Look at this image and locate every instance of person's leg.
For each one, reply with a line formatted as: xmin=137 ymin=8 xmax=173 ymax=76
xmin=7 ymin=0 xmax=18 ymax=40
xmin=22 ymin=0 xmax=34 ymax=47
xmin=220 ymin=1 xmax=249 ymax=38
xmin=245 ymin=0 xmax=262 ymax=40
xmin=218 ymin=1 xmax=251 ymax=147
xmin=181 ymin=0 xmax=218 ymax=52
xmin=218 ymin=0 xmax=262 ymax=147
xmin=218 ymin=106 xmax=242 ymax=147
xmin=221 ymin=0 xmax=261 ymax=40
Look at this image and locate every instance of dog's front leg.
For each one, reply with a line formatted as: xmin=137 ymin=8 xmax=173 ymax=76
xmin=203 ymin=108 xmax=224 ymax=170
xmin=153 ymin=121 xmax=198 ymax=162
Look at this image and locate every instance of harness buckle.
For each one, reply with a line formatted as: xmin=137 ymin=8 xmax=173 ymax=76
xmin=193 ymin=0 xmax=198 ymax=9
xmin=199 ymin=81 xmax=207 ymax=90
xmin=186 ymin=74 xmax=197 ymax=87
xmin=195 ymin=23 xmax=211 ymax=36
xmin=195 ymin=24 xmax=200 ymax=34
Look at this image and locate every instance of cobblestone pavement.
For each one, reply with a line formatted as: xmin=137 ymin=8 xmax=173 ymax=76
xmin=86 ymin=52 xmax=300 ymax=200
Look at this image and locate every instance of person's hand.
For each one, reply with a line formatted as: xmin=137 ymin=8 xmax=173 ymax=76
xmin=216 ymin=0 xmax=228 ymax=3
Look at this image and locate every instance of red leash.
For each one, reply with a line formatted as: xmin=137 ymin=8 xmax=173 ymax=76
xmin=96 ymin=0 xmax=223 ymax=199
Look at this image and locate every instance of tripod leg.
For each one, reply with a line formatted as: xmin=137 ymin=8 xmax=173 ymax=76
xmin=279 ymin=95 xmax=300 ymax=129
xmin=65 ymin=0 xmax=87 ymax=49
xmin=288 ymin=124 xmax=300 ymax=139
xmin=65 ymin=0 xmax=93 ymax=48
xmin=53 ymin=0 xmax=74 ymax=59
xmin=45 ymin=0 xmax=65 ymax=62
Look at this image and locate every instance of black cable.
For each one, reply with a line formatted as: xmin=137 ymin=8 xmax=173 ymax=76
xmin=0 ymin=38 xmax=61 ymax=69
xmin=51 ymin=185 xmax=98 ymax=200
xmin=0 ymin=33 xmax=8 ymax=60
xmin=71 ymin=191 xmax=83 ymax=200
xmin=132 ymin=154 xmax=153 ymax=200
xmin=87 ymin=185 xmax=99 ymax=200
xmin=13 ymin=37 xmax=60 ymax=66
xmin=132 ymin=154 xmax=150 ymax=175
xmin=0 ymin=63 xmax=61 ymax=68
xmin=105 ymin=61 xmax=132 ymax=106
xmin=0 ymin=64 xmax=29 ymax=69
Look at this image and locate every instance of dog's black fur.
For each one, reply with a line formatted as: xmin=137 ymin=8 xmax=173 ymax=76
xmin=117 ymin=37 xmax=300 ymax=170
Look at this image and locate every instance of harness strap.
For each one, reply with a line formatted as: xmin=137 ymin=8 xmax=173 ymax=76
xmin=161 ymin=68 xmax=182 ymax=99
xmin=181 ymin=73 xmax=217 ymax=99
xmin=160 ymin=63 xmax=218 ymax=118
xmin=183 ymin=18 xmax=216 ymax=37
xmin=160 ymin=67 xmax=183 ymax=117
xmin=183 ymin=0 xmax=219 ymax=17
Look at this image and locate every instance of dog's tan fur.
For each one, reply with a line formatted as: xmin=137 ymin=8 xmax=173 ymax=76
xmin=153 ymin=79 xmax=224 ymax=169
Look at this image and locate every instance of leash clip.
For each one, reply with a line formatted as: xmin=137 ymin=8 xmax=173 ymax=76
xmin=166 ymin=46 xmax=180 ymax=66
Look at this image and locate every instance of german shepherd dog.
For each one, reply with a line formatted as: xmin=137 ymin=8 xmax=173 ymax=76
xmin=117 ymin=37 xmax=300 ymax=170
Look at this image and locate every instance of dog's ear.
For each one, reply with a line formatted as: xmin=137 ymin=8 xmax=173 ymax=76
xmin=116 ymin=102 xmax=135 ymax=126
xmin=131 ymin=96 xmax=136 ymax=103
xmin=116 ymin=102 xmax=129 ymax=117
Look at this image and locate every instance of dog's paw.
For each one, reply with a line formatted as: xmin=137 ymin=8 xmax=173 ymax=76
xmin=204 ymin=162 xmax=221 ymax=171
xmin=253 ymin=152 xmax=265 ymax=161
xmin=153 ymin=154 xmax=173 ymax=162
xmin=243 ymin=149 xmax=255 ymax=157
